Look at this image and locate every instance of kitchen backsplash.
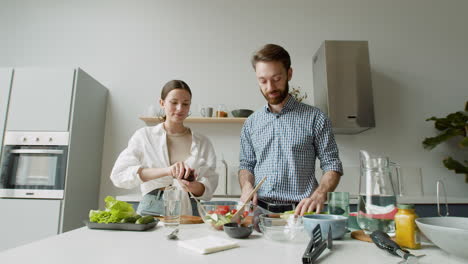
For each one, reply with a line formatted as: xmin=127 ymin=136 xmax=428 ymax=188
xmin=218 ymin=164 xmax=468 ymax=199
xmin=116 ymin=163 xmax=468 ymax=203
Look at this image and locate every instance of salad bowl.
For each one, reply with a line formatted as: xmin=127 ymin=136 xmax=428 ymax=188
xmin=198 ymin=201 xmax=250 ymax=230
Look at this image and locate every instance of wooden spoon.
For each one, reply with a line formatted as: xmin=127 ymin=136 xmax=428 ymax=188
xmin=231 ymin=176 xmax=267 ymax=223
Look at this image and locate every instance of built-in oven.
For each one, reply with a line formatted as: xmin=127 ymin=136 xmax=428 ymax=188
xmin=0 ymin=131 xmax=69 ymax=199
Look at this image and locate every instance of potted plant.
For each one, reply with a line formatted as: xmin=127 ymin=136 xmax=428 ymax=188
xmin=290 ymin=85 xmax=308 ymax=103
xmin=423 ymin=101 xmax=468 ymax=182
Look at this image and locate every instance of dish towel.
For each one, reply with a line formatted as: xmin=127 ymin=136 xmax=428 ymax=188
xmin=178 ymin=235 xmax=239 ymax=254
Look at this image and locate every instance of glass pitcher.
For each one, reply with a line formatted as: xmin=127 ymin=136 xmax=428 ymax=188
xmin=357 ymin=150 xmax=401 ymax=236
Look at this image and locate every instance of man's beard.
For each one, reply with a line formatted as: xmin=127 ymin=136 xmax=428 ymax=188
xmin=261 ymin=82 xmax=289 ymax=105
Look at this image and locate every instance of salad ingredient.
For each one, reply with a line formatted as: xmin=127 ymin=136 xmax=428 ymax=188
xmin=120 ymin=215 xmax=142 ymax=223
xmin=136 ymin=215 xmax=156 ymax=224
xmin=89 ymin=196 xmax=137 ymax=224
xmin=204 ymin=205 xmax=248 ymax=230
xmin=215 ymin=205 xmax=230 ymax=215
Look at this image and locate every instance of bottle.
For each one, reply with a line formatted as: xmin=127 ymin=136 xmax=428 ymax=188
xmin=395 ymin=204 xmax=421 ymax=249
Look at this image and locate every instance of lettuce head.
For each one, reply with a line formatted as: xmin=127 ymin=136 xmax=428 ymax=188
xmin=89 ymin=196 xmax=136 ymax=223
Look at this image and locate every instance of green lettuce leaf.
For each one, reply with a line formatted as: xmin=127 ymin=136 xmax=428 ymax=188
xmin=89 ymin=196 xmax=136 ymax=223
xmin=89 ymin=210 xmax=112 ymax=223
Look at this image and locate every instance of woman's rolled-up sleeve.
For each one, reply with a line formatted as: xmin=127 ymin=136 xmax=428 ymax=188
xmin=195 ymin=140 xmax=219 ymax=201
xmin=110 ymin=131 xmax=145 ymax=189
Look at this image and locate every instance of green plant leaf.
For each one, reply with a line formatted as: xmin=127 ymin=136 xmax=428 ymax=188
xmin=460 ymin=136 xmax=468 ymax=148
xmin=426 ymin=112 xmax=468 ymax=131
xmin=423 ymin=128 xmax=464 ymax=149
xmin=426 ymin=116 xmax=451 ymax=131
xmin=443 ymin=157 xmax=468 ymax=174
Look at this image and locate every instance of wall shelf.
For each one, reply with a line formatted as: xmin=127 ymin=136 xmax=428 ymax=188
xmin=139 ymin=116 xmax=247 ymax=126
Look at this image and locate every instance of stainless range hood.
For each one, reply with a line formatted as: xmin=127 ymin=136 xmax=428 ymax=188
xmin=312 ymin=40 xmax=375 ymax=134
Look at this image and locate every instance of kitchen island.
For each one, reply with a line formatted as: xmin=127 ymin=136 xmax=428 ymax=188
xmin=1 ymin=222 xmax=466 ymax=264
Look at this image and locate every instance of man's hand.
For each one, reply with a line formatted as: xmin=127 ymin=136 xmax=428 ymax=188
xmin=238 ymin=169 xmax=257 ymax=205
xmin=294 ymin=170 xmax=342 ymax=216
xmin=295 ymin=190 xmax=327 ymax=215
xmin=240 ymin=184 xmax=258 ymax=205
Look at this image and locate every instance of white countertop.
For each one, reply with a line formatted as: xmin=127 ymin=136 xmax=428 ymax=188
xmin=1 ymin=222 xmax=466 ymax=264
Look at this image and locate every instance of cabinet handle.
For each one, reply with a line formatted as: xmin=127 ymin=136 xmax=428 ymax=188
xmin=10 ymin=149 xmax=64 ymax=155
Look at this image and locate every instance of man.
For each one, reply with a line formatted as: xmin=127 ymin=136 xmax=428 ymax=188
xmin=238 ymin=44 xmax=343 ymax=215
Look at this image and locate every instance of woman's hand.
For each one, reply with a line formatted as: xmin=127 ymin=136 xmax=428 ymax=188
xmin=168 ymin=162 xmax=194 ymax=180
xmin=178 ymin=177 xmax=205 ymax=197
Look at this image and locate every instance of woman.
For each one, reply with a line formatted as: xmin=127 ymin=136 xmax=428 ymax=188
xmin=110 ymin=80 xmax=218 ymax=216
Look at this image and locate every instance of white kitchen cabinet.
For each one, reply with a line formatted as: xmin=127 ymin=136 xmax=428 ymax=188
xmin=6 ymin=68 xmax=75 ymax=131
xmin=0 ymin=68 xmax=108 ymax=250
xmin=213 ymin=160 xmax=227 ymax=196
xmin=226 ymin=164 xmax=242 ymax=196
xmin=0 ymin=199 xmax=61 ymax=251
xmin=0 ymin=69 xmax=13 ymax=152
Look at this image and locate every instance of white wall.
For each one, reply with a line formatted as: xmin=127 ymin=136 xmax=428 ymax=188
xmin=1 ymin=0 xmax=467 ymax=207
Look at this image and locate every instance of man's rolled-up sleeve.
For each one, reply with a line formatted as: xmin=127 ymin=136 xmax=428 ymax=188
xmin=314 ymin=113 xmax=343 ymax=175
xmin=239 ymin=121 xmax=256 ymax=174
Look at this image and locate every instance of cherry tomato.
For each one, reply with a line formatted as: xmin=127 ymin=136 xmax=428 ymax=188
xmin=230 ymin=209 xmax=238 ymax=215
xmin=242 ymin=211 xmax=249 ymax=217
xmin=215 ymin=205 xmax=230 ymax=215
xmin=207 ymin=210 xmax=214 ymax=214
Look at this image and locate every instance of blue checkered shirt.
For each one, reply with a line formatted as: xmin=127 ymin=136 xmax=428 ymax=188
xmin=239 ymin=96 xmax=343 ymax=202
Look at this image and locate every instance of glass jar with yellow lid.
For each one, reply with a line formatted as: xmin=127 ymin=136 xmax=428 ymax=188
xmin=395 ymin=204 xmax=421 ymax=249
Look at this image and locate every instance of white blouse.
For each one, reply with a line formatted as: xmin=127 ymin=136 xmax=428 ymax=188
xmin=110 ymin=123 xmax=219 ymax=215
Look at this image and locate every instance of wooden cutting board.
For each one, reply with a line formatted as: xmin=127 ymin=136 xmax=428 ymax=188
xmin=156 ymin=215 xmax=204 ymax=224
xmin=351 ymin=230 xmax=396 ymax=243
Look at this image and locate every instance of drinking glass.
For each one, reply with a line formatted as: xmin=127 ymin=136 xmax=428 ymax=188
xmin=162 ymin=186 xmax=181 ymax=227
xmin=327 ymin=192 xmax=350 ymax=216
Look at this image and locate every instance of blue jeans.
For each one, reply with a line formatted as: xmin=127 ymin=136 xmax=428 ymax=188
xmin=137 ymin=189 xmax=200 ymax=216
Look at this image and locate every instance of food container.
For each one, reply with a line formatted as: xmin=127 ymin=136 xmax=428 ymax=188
xmin=198 ymin=201 xmax=249 ymax=230
xmin=258 ymin=213 xmax=304 ymax=241
xmin=231 ymin=109 xmax=254 ymax=118
xmin=223 ymin=223 xmax=253 ymax=239
xmin=416 ymin=217 xmax=468 ymax=259
xmin=303 ymin=214 xmax=347 ymax=239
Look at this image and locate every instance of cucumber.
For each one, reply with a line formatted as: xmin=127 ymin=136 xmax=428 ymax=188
xmin=136 ymin=215 xmax=155 ymax=224
xmin=120 ymin=216 xmax=138 ymax=223
xmin=120 ymin=214 xmax=143 ymax=223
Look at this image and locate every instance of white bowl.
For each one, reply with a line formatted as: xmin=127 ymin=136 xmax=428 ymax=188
xmin=415 ymin=217 xmax=468 ymax=259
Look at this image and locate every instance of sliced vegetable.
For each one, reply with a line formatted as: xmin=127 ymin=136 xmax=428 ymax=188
xmin=280 ymin=210 xmax=325 ymax=219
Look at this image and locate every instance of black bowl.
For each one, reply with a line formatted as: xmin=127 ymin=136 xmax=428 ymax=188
xmin=223 ymin=223 xmax=253 ymax=239
xmin=231 ymin=109 xmax=254 ymax=118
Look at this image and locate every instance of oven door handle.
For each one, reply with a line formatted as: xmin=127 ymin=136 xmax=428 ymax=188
xmin=9 ymin=149 xmax=64 ymax=154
